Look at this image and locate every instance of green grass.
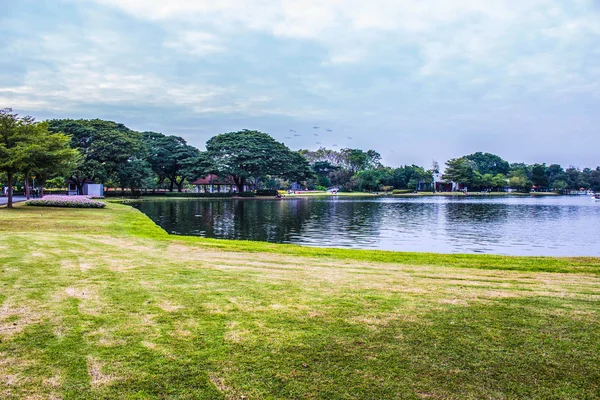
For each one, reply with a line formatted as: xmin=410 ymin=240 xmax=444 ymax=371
xmin=1 ymin=204 xmax=599 ymax=399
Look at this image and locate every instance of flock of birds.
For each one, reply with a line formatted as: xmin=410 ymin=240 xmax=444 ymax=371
xmin=283 ymin=126 xmax=353 ymax=148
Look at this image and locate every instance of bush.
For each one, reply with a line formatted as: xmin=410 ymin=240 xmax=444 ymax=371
xmin=238 ymin=192 xmax=255 ymax=197
xmin=255 ymin=189 xmax=279 ymax=196
xmin=26 ymin=195 xmax=106 ymax=208
xmin=392 ymin=189 xmax=413 ymax=195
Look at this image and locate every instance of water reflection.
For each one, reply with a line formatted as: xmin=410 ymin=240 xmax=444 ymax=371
xmin=133 ymin=196 xmax=600 ymax=256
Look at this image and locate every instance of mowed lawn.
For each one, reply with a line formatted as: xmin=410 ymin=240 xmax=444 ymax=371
xmin=1 ymin=203 xmax=599 ymax=399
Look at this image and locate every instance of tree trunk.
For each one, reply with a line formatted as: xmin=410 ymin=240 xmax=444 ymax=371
xmin=234 ymin=176 xmax=245 ymax=193
xmin=169 ymin=179 xmax=175 ymax=192
xmin=75 ymin=179 xmax=84 ymax=196
xmin=25 ymin=175 xmax=31 ymax=200
xmin=177 ymin=178 xmax=184 ymax=192
xmin=40 ymin=185 xmax=45 ymax=197
xmin=7 ymin=172 xmax=13 ymax=208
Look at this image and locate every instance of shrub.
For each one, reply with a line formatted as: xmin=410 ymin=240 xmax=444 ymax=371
xmin=255 ymin=189 xmax=279 ymax=196
xmin=238 ymin=192 xmax=255 ymax=197
xmin=26 ymin=195 xmax=106 ymax=208
xmin=392 ymin=189 xmax=413 ymax=195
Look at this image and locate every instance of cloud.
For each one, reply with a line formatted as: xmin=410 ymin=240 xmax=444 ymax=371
xmin=2 ymin=0 xmax=600 ymax=166
xmin=163 ymin=31 xmax=226 ymax=56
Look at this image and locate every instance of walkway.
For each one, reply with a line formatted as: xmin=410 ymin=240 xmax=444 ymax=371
xmin=0 ymin=196 xmax=26 ymax=206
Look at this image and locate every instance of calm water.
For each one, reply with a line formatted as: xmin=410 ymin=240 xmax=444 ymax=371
xmin=133 ymin=196 xmax=600 ymax=256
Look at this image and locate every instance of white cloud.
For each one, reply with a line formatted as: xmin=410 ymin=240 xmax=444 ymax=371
xmin=163 ymin=31 xmax=225 ymax=56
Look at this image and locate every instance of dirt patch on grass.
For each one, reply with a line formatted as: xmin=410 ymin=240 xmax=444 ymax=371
xmin=0 ymin=302 xmax=43 ymax=337
xmin=63 ymin=286 xmax=103 ymax=315
xmin=158 ymin=301 xmax=183 ymax=312
xmin=87 ymin=357 xmax=117 ymax=388
xmin=42 ymin=375 xmax=62 ymax=388
xmin=87 ymin=327 xmax=125 ymax=347
xmin=224 ymin=321 xmax=251 ymax=344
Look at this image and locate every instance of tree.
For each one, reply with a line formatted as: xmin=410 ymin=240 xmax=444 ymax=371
xmin=0 ymin=108 xmax=27 ymax=208
xmin=508 ymin=169 xmax=532 ymax=192
xmin=492 ymin=174 xmax=508 ymax=190
xmin=545 ymin=164 xmax=565 ymax=189
xmin=339 ymin=148 xmax=382 ymax=173
xmin=48 ymin=119 xmax=144 ymax=194
xmin=352 ymin=169 xmax=384 ymax=192
xmin=142 ymin=132 xmax=201 ymax=192
xmin=531 ymin=164 xmax=549 ymax=191
xmin=206 ymin=130 xmax=309 ymax=193
xmin=464 ymin=152 xmax=510 ymax=176
xmin=564 ymin=167 xmax=582 ymax=190
xmin=116 ymin=158 xmax=154 ymax=194
xmin=22 ymin=122 xmax=79 ymax=198
xmin=442 ymin=158 xmax=475 ymax=188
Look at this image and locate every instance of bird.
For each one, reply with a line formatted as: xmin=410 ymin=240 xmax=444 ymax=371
xmin=294 ymin=134 xmax=300 ymax=137
xmin=314 ymin=133 xmax=318 ymax=136
xmin=285 ymin=136 xmax=292 ymax=139
xmin=316 ymin=141 xmax=321 ymax=144
xmin=332 ymin=144 xmax=338 ymax=147
xmin=313 ymin=126 xmax=320 ymax=129
xmin=326 ymin=129 xmax=332 ymax=132
xmin=348 ymin=136 xmax=353 ymax=139
xmin=289 ymin=129 xmax=296 ymax=133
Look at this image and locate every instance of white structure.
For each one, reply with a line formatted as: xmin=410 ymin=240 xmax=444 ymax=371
xmin=83 ymin=184 xmax=104 ymax=197
xmin=67 ymin=180 xmax=104 ymax=196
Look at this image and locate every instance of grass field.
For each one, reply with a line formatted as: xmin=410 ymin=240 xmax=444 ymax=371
xmin=1 ymin=203 xmax=599 ymax=399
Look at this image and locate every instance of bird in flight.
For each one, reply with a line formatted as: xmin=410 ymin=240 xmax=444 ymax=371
xmin=348 ymin=136 xmax=353 ymax=139
xmin=289 ymin=129 xmax=296 ymax=133
xmin=316 ymin=142 xmax=321 ymax=145
xmin=294 ymin=134 xmax=301 ymax=137
xmin=332 ymin=144 xmax=338 ymax=147
xmin=313 ymin=126 xmax=320 ymax=129
xmin=314 ymin=133 xmax=318 ymax=136
xmin=326 ymin=129 xmax=332 ymax=132
xmin=285 ymin=136 xmax=292 ymax=139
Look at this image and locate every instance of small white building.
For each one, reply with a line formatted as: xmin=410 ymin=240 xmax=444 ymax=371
xmin=67 ymin=180 xmax=104 ymax=197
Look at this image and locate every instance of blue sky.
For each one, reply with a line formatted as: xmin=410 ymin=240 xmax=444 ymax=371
xmin=2 ymin=0 xmax=599 ymax=168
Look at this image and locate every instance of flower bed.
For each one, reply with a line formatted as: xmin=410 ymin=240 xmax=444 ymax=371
xmin=26 ymin=195 xmax=106 ymax=208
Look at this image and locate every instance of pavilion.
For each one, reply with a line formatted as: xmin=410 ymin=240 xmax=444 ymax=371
xmin=191 ymin=174 xmax=249 ymax=193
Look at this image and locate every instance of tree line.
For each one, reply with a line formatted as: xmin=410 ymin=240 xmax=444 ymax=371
xmin=442 ymin=153 xmax=600 ymax=192
xmin=2 ymin=109 xmax=599 ymax=208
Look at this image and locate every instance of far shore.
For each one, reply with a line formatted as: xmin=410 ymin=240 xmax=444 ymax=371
xmin=104 ymin=191 xmax=562 ymax=203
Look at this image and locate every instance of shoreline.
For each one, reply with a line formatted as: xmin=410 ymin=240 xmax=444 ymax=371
xmin=108 ymin=191 xmax=562 ymax=203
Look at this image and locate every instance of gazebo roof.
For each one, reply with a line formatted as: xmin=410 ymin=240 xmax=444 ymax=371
xmin=191 ymin=174 xmax=235 ymax=185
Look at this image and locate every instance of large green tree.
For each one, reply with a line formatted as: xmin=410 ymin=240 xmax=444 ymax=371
xmin=442 ymin=158 xmax=475 ymax=188
xmin=464 ymin=152 xmax=510 ymax=176
xmin=142 ymin=132 xmax=200 ymax=192
xmin=0 ymin=109 xmax=76 ymax=206
xmin=21 ymin=122 xmax=79 ymax=198
xmin=531 ymin=164 xmax=549 ymax=190
xmin=48 ymin=119 xmax=144 ymax=193
xmin=0 ymin=108 xmax=29 ymax=207
xmin=206 ymin=130 xmax=311 ymax=193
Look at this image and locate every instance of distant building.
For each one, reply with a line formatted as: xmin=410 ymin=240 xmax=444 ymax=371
xmin=192 ymin=174 xmax=249 ymax=193
xmin=433 ymin=173 xmax=466 ymax=192
xmin=67 ymin=179 xmax=104 ymax=196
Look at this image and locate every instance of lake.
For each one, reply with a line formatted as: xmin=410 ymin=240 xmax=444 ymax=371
xmin=132 ymin=195 xmax=600 ymax=256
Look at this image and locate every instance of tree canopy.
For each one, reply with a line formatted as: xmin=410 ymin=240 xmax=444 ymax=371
xmin=206 ymin=130 xmax=312 ymax=192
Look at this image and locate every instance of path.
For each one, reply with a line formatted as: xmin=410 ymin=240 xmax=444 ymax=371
xmin=0 ymin=196 xmax=26 ymax=206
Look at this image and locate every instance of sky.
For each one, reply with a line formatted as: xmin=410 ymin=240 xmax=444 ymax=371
xmin=1 ymin=0 xmax=600 ymax=168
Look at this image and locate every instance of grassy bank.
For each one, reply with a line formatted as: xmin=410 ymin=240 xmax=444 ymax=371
xmin=1 ymin=204 xmax=599 ymax=399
